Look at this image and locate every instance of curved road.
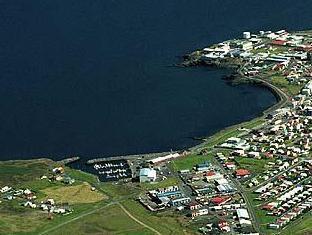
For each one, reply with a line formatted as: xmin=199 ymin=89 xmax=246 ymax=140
xmin=250 ymin=76 xmax=290 ymax=114
xmin=118 ymin=203 xmax=162 ymax=235
xmin=38 ymin=200 xmax=161 ymax=235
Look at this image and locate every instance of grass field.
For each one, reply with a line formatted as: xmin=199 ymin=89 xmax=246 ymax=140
xmin=235 ymin=157 xmax=270 ymax=175
xmin=42 ymin=182 xmax=107 ymax=204
xmin=0 ymin=159 xmax=54 ymax=186
xmin=40 ymin=199 xmax=190 ymax=235
xmin=171 ymin=153 xmax=214 ymax=171
xmin=281 ymin=212 xmax=312 ymax=235
xmin=48 ymin=204 xmax=153 ymax=235
xmin=0 ymin=159 xmax=109 ymax=235
xmin=120 ymin=199 xmax=190 ymax=234
xmin=270 ymin=75 xmax=303 ymax=96
xmin=139 ymin=177 xmax=180 ymax=191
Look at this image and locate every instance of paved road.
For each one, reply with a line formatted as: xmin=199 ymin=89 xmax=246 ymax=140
xmin=210 ymin=156 xmax=261 ymax=233
xmin=247 ymin=160 xmax=304 ymax=192
xmin=250 ymin=76 xmax=290 ymax=114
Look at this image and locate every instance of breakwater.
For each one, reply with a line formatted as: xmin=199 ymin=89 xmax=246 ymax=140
xmin=86 ymin=151 xmax=173 ymax=164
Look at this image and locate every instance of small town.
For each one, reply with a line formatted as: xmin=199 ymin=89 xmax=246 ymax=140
xmin=127 ymin=29 xmax=312 ymax=234
xmin=1 ymin=29 xmax=311 ymax=235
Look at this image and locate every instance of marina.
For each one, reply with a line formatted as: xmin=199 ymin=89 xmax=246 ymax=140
xmin=91 ymin=160 xmax=132 ymax=181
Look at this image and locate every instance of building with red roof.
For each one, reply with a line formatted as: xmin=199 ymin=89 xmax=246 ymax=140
xmin=210 ymin=196 xmax=231 ymax=205
xmin=224 ymin=162 xmax=236 ymax=170
xmin=272 ymin=40 xmax=287 ymax=46
xmin=235 ymin=169 xmax=251 ymax=178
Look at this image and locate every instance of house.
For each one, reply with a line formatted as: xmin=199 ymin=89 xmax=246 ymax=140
xmin=218 ymin=220 xmax=231 ymax=232
xmin=192 ymin=208 xmax=209 ymax=218
xmin=52 ymin=167 xmax=65 ymax=174
xmin=54 ymin=208 xmax=66 ymax=214
xmin=210 ymin=196 xmax=231 ymax=206
xmin=24 ymin=201 xmax=37 ymax=209
xmin=248 ymin=151 xmax=260 ymax=158
xmin=272 ymin=40 xmax=287 ymax=46
xmin=232 ymin=149 xmax=245 ymax=156
xmin=0 ymin=186 xmax=12 ymax=193
xmin=224 ymin=162 xmax=236 ymax=170
xmin=139 ymin=168 xmax=157 ymax=183
xmin=235 ymin=169 xmax=251 ymax=178
xmin=204 ymin=171 xmax=223 ymax=181
xmin=196 ymin=161 xmax=210 ymax=172
xmin=189 ymin=202 xmax=202 ymax=210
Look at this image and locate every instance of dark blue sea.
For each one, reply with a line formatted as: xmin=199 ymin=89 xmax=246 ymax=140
xmin=0 ymin=0 xmax=310 ymax=161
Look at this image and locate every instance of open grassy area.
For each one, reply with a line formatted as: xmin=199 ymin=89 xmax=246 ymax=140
xmin=120 ymin=199 xmax=190 ymax=234
xmin=139 ymin=177 xmax=180 ymax=191
xmin=235 ymin=157 xmax=271 ymax=175
xmin=0 ymin=210 xmax=47 ymax=234
xmin=270 ymin=75 xmax=303 ymax=96
xmin=0 ymin=159 xmax=54 ymax=186
xmin=99 ymin=182 xmax=140 ymax=199
xmin=0 ymin=159 xmax=110 ymax=235
xmin=281 ymin=212 xmax=312 ymax=235
xmin=42 ymin=182 xmax=107 ymax=204
xmin=47 ymin=203 xmax=153 ymax=235
xmin=170 ymin=153 xmax=214 ymax=171
xmin=245 ymin=191 xmax=277 ymax=235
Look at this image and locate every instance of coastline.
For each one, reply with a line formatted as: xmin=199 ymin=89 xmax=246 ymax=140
xmin=3 ymin=28 xmax=312 ymax=235
xmin=65 ymin=74 xmax=283 ymax=169
xmin=0 ymin=67 xmax=284 ymax=169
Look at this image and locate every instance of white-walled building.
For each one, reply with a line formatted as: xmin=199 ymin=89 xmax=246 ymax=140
xmin=139 ymin=168 xmax=157 ymax=183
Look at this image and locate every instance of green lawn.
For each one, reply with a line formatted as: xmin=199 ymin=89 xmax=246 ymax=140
xmin=281 ymin=212 xmax=312 ymax=235
xmin=170 ymin=153 xmax=213 ymax=171
xmin=235 ymin=157 xmax=270 ymax=175
xmin=47 ymin=204 xmax=153 ymax=235
xmin=139 ymin=177 xmax=180 ymax=191
xmin=0 ymin=159 xmax=54 ymax=186
xmin=120 ymin=199 xmax=190 ymax=234
xmin=45 ymin=199 xmax=191 ymax=235
xmin=270 ymin=75 xmax=303 ymax=96
xmin=0 ymin=159 xmax=110 ymax=235
xmin=246 ymin=194 xmax=277 ymax=235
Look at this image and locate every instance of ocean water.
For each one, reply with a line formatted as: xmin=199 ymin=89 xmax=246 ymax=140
xmin=0 ymin=0 xmax=310 ymax=160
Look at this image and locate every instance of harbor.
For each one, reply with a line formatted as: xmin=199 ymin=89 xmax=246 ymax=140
xmin=92 ymin=160 xmax=132 ymax=181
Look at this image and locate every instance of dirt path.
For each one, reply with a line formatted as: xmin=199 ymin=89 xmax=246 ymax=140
xmin=117 ymin=203 xmax=162 ymax=235
xmin=38 ymin=201 xmax=116 ymax=235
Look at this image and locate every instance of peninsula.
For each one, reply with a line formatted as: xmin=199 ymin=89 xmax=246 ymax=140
xmin=0 ymin=29 xmax=311 ymax=235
